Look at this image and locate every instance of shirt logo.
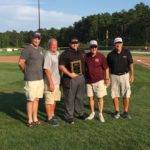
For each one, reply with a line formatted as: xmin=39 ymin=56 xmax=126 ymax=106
xmin=95 ymin=58 xmax=99 ymax=62
xmin=123 ymin=55 xmax=127 ymax=58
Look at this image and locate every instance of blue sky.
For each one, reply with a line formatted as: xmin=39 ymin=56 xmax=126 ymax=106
xmin=0 ymin=0 xmax=149 ymax=32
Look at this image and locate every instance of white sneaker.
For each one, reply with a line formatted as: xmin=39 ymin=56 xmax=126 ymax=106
xmin=99 ymin=113 xmax=105 ymax=122
xmin=86 ymin=112 xmax=95 ymax=120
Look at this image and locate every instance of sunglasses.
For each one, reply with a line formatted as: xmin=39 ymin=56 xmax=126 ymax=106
xmin=71 ymin=41 xmax=78 ymax=44
xmin=90 ymin=45 xmax=97 ymax=49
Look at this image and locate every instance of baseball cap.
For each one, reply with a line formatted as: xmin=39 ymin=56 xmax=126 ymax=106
xmin=32 ymin=32 xmax=41 ymax=39
xmin=90 ymin=40 xmax=98 ymax=46
xmin=114 ymin=37 xmax=123 ymax=44
xmin=70 ymin=38 xmax=79 ymax=44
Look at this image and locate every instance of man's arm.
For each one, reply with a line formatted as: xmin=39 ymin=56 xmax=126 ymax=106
xmin=18 ymin=58 xmax=26 ymax=73
xmin=104 ymin=68 xmax=110 ymax=87
xmin=129 ymin=63 xmax=134 ymax=83
xmin=127 ymin=50 xmax=134 ymax=83
xmin=59 ymin=65 xmax=78 ymax=79
xmin=44 ymin=69 xmax=55 ymax=92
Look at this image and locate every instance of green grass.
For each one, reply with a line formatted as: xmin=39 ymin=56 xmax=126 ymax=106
xmin=0 ymin=63 xmax=150 ymax=150
xmin=0 ymin=51 xmax=20 ymax=56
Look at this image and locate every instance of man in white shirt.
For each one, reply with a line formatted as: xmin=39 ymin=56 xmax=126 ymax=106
xmin=44 ymin=38 xmax=61 ymax=126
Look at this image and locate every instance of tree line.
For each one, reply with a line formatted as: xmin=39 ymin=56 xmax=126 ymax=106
xmin=0 ymin=2 xmax=150 ymax=48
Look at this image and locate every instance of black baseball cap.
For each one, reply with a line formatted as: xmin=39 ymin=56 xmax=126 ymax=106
xmin=70 ymin=38 xmax=79 ymax=44
xmin=32 ymin=32 xmax=41 ymax=39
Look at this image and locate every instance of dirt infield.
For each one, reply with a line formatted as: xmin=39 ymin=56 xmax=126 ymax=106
xmin=0 ymin=56 xmax=19 ymax=63
xmin=0 ymin=55 xmax=150 ymax=69
xmin=133 ymin=56 xmax=150 ymax=69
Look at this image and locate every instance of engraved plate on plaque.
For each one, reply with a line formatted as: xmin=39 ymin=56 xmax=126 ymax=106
xmin=71 ymin=60 xmax=82 ymax=75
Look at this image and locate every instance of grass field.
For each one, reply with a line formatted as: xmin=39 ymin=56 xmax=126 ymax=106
xmin=0 ymin=63 xmax=150 ymax=150
xmin=0 ymin=51 xmax=21 ymax=56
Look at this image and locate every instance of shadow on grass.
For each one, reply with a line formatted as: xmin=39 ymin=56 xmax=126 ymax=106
xmin=0 ymin=92 xmax=65 ymax=124
xmin=0 ymin=92 xmax=113 ymax=123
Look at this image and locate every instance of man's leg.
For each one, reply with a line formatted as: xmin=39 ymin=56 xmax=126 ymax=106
xmin=45 ymin=104 xmax=55 ymax=120
xmin=113 ymin=97 xmax=120 ymax=119
xmin=26 ymin=101 xmax=33 ymax=123
xmin=33 ymin=98 xmax=39 ymax=122
xmin=113 ymin=97 xmax=119 ymax=112
xmin=122 ymin=97 xmax=131 ymax=119
xmin=121 ymin=73 xmax=131 ymax=119
xmin=62 ymin=78 xmax=76 ymax=123
xmin=123 ymin=97 xmax=129 ymax=112
xmin=98 ymin=98 xmax=104 ymax=114
xmin=74 ymin=76 xmax=87 ymax=120
xmin=86 ymin=96 xmax=95 ymax=120
xmin=89 ymin=97 xmax=95 ymax=113
xmin=98 ymin=97 xmax=105 ymax=122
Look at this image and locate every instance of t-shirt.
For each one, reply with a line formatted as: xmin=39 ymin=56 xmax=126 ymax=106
xmin=44 ymin=51 xmax=60 ymax=85
xmin=85 ymin=52 xmax=108 ymax=84
xmin=20 ymin=44 xmax=44 ymax=81
xmin=107 ymin=48 xmax=133 ymax=75
xmin=59 ymin=48 xmax=85 ymax=78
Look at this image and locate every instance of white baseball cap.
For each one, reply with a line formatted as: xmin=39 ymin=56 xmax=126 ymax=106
xmin=90 ymin=40 xmax=98 ymax=46
xmin=114 ymin=37 xmax=123 ymax=44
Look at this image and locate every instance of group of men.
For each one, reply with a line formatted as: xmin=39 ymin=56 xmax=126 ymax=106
xmin=18 ymin=32 xmax=134 ymax=128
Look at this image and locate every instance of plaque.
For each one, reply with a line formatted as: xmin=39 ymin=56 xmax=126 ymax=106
xmin=71 ymin=60 xmax=82 ymax=75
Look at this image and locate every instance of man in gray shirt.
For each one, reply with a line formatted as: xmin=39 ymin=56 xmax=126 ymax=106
xmin=18 ymin=32 xmax=44 ymax=128
xmin=44 ymin=38 xmax=61 ymax=126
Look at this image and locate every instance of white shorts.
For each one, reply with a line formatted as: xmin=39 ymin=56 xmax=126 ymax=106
xmin=44 ymin=84 xmax=61 ymax=105
xmin=24 ymin=79 xmax=44 ymax=101
xmin=87 ymin=80 xmax=107 ymax=98
xmin=111 ymin=73 xmax=131 ymax=99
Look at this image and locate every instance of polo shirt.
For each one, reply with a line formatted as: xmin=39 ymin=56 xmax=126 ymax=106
xmin=85 ymin=52 xmax=108 ymax=84
xmin=59 ymin=48 xmax=85 ymax=78
xmin=107 ymin=48 xmax=133 ymax=75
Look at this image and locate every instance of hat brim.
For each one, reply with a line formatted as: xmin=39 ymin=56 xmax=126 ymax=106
xmin=114 ymin=41 xmax=123 ymax=44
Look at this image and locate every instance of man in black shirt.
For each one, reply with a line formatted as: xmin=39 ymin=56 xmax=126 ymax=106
xmin=59 ymin=38 xmax=87 ymax=124
xmin=107 ymin=37 xmax=134 ymax=119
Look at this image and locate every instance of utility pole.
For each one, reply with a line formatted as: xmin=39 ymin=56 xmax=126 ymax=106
xmin=38 ymin=0 xmax=41 ymax=31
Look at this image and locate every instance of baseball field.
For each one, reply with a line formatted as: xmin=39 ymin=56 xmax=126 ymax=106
xmin=0 ymin=53 xmax=150 ymax=150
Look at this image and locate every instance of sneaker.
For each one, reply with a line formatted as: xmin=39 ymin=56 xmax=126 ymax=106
xmin=47 ymin=116 xmax=59 ymax=126
xmin=99 ymin=113 xmax=105 ymax=122
xmin=66 ymin=118 xmax=74 ymax=124
xmin=86 ymin=112 xmax=95 ymax=120
xmin=113 ymin=111 xmax=120 ymax=119
xmin=121 ymin=112 xmax=132 ymax=119
xmin=77 ymin=113 xmax=88 ymax=120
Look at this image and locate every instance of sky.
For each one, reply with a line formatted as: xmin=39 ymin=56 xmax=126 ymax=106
xmin=0 ymin=0 xmax=149 ymax=32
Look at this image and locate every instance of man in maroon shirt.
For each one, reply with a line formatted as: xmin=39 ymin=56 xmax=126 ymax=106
xmin=85 ymin=40 xmax=110 ymax=122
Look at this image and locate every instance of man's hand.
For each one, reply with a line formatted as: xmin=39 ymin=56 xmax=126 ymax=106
xmin=104 ymin=78 xmax=110 ymax=87
xmin=129 ymin=75 xmax=134 ymax=84
xmin=48 ymin=83 xmax=55 ymax=92
xmin=70 ymin=72 xmax=78 ymax=79
xmin=18 ymin=58 xmax=26 ymax=73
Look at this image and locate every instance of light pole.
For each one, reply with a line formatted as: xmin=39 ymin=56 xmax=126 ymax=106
xmin=38 ymin=0 xmax=41 ymax=31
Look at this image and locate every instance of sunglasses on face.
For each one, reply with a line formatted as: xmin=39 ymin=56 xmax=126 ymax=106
xmin=71 ymin=41 xmax=78 ymax=44
xmin=90 ymin=45 xmax=97 ymax=49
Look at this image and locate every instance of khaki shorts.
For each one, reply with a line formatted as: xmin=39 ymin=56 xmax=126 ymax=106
xmin=111 ymin=73 xmax=131 ymax=99
xmin=44 ymin=84 xmax=61 ymax=105
xmin=87 ymin=80 xmax=107 ymax=98
xmin=24 ymin=79 xmax=44 ymax=101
